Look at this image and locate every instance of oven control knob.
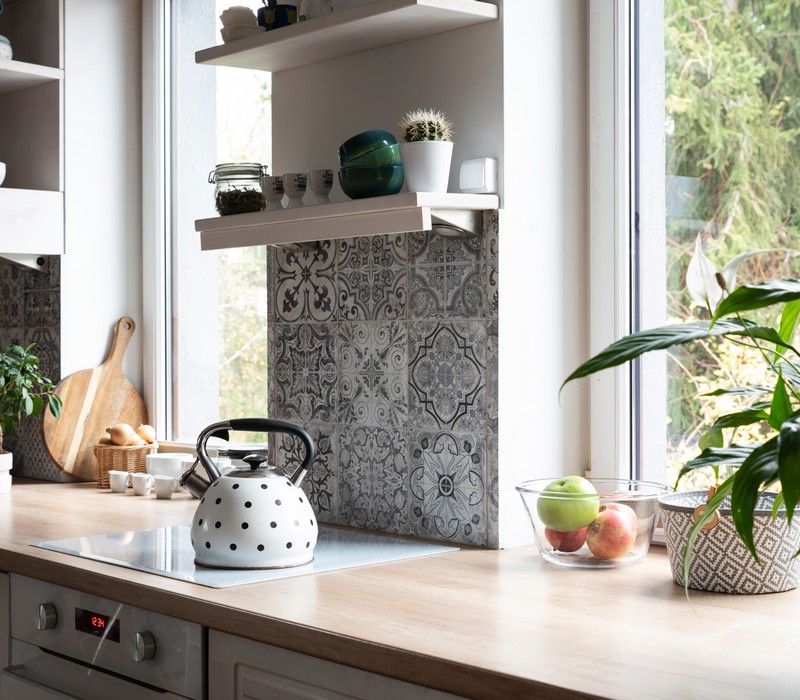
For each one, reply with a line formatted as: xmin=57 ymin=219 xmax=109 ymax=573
xmin=36 ymin=603 xmax=57 ymax=631
xmin=132 ymin=631 xmax=156 ymax=662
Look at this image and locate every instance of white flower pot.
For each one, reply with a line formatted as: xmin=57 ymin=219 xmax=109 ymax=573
xmin=399 ymin=141 xmax=454 ymax=193
xmin=0 ymin=452 xmax=12 ymax=493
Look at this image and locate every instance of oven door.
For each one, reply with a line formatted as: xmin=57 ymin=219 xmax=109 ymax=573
xmin=1 ymin=640 xmax=190 ymax=700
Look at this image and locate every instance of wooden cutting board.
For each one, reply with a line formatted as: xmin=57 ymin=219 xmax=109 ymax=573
xmin=42 ymin=316 xmax=148 ymax=481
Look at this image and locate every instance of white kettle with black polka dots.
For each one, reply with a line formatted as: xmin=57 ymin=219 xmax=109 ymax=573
xmin=184 ymin=418 xmax=318 ymax=569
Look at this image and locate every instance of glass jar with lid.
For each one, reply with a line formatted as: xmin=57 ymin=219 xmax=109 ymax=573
xmin=208 ymin=162 xmax=266 ymax=216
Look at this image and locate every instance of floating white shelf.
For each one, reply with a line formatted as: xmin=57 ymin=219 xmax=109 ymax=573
xmin=195 ymin=0 xmax=498 ymax=72
xmin=0 ymin=59 xmax=63 ymax=96
xmin=196 ymin=192 xmax=499 ymax=250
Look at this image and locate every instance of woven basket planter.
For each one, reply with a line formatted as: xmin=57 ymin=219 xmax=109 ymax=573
xmin=659 ymin=490 xmax=800 ymax=594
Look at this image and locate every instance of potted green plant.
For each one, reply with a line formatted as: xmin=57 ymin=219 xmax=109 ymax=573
xmin=562 ymin=237 xmax=800 ymax=593
xmin=398 ymin=108 xmax=454 ymax=193
xmin=0 ymin=343 xmax=61 ymax=491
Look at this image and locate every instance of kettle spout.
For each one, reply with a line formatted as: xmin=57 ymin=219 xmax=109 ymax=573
xmin=180 ymin=462 xmax=212 ymax=499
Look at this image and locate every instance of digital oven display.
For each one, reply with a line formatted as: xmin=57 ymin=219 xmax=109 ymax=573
xmin=74 ymin=607 xmax=120 ymax=643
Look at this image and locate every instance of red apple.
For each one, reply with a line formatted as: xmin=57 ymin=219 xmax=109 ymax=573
xmin=585 ymin=503 xmax=638 ymax=558
xmin=544 ymin=526 xmax=587 ymax=552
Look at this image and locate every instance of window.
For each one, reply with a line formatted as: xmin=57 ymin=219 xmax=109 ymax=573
xmin=591 ymin=0 xmax=800 ymax=487
xmin=144 ymin=0 xmax=271 ymax=443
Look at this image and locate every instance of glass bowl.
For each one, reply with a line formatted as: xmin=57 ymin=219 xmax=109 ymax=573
xmin=516 ymin=478 xmax=668 ymax=568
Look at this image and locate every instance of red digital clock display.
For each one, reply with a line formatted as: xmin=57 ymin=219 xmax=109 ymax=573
xmin=74 ymin=607 xmax=120 ymax=643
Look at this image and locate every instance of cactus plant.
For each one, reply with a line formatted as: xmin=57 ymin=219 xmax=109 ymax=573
xmin=398 ymin=108 xmax=454 ymax=143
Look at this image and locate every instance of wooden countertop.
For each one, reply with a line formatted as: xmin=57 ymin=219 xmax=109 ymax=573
xmin=1 ymin=480 xmax=798 ymax=699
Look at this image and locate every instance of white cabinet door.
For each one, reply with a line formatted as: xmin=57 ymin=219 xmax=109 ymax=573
xmin=209 ymin=630 xmax=465 ymax=700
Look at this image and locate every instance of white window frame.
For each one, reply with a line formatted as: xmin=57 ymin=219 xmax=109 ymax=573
xmin=588 ymin=0 xmax=666 ymax=482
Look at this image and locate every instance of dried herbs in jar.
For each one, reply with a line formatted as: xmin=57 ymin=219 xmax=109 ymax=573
xmin=209 ymin=162 xmax=266 ymax=216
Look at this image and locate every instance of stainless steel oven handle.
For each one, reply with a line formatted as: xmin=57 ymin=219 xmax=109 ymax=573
xmin=1 ymin=664 xmax=80 ymax=699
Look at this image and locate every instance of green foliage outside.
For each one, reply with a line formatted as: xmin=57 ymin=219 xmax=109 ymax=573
xmin=665 ymin=0 xmax=800 ymax=487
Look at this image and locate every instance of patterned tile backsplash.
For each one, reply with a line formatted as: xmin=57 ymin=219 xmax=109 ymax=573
xmin=0 ymin=257 xmax=69 ymax=482
xmin=269 ymin=212 xmax=499 ymax=547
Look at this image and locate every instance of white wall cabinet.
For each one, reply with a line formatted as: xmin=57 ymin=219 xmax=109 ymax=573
xmin=209 ymin=629 xmax=465 ymax=700
xmin=0 ymin=0 xmax=64 ymax=259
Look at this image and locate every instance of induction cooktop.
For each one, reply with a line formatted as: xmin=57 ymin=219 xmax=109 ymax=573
xmin=33 ymin=525 xmax=458 ymax=588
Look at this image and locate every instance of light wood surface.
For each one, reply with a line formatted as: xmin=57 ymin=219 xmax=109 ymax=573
xmin=41 ymin=318 xmax=148 ymax=481
xmin=1 ymin=480 xmax=799 ymax=699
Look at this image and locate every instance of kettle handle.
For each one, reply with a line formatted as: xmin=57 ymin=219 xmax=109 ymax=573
xmin=197 ymin=418 xmax=316 ymax=488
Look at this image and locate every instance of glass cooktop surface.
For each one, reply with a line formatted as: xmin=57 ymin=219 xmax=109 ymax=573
xmin=33 ymin=525 xmax=458 ymax=588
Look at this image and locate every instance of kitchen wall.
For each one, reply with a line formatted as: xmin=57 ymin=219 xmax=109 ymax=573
xmin=268 ymin=215 xmax=498 ymax=546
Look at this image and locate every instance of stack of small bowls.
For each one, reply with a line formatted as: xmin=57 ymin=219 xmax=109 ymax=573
xmin=337 ymin=129 xmax=404 ymax=199
xmin=219 ymin=5 xmax=266 ymax=42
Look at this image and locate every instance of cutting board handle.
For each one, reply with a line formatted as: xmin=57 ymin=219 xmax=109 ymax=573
xmin=103 ymin=317 xmax=136 ymax=372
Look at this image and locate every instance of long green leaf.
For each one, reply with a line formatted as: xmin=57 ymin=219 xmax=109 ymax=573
xmin=702 ymin=385 xmax=772 ymax=397
xmin=731 ymin=437 xmax=781 ymax=564
xmin=769 ymin=377 xmax=792 ymax=431
xmin=713 ymin=279 xmax=800 ymax=322
xmin=676 ymin=444 xmax=754 ymax=484
xmin=562 ymin=319 xmax=790 ymax=389
xmin=779 ymin=412 xmax=800 ymax=526
xmin=708 ymin=408 xmax=769 ymax=431
xmin=779 ymin=299 xmax=800 ymax=345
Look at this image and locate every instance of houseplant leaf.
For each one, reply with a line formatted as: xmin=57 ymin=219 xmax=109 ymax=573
xmin=778 ymin=299 xmax=800 ymax=345
xmin=561 ymin=319 xmax=790 ymax=389
xmin=778 ymin=412 xmax=800 ymax=526
xmin=713 ymin=279 xmax=800 ymax=321
xmin=676 ymin=444 xmax=754 ymax=483
xmin=769 ymin=377 xmax=792 ymax=431
xmin=730 ymin=437 xmax=781 ymax=564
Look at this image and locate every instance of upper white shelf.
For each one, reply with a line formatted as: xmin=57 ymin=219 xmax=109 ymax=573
xmin=0 ymin=59 xmax=63 ymax=96
xmin=195 ymin=0 xmax=498 ymax=72
xmin=196 ymin=192 xmax=499 ymax=250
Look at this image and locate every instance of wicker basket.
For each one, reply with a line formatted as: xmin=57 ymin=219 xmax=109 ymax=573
xmin=94 ymin=442 xmax=158 ymax=489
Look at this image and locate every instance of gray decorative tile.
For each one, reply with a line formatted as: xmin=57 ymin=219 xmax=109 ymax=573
xmin=338 ymin=425 xmax=408 ymax=533
xmin=24 ymin=289 xmax=60 ymax=327
xmin=273 ymin=423 xmax=338 ymax=524
xmin=338 ymin=321 xmax=407 ymax=373
xmin=409 ymin=430 xmax=487 ymax=545
xmin=271 ymin=323 xmax=336 ymax=376
xmin=340 ymin=372 xmax=407 ymax=427
xmin=409 ymin=262 xmax=484 ymax=319
xmin=407 ymin=231 xmax=483 ymax=265
xmin=337 ymin=234 xmax=407 ymax=268
xmin=269 ymin=371 xmax=337 ymax=423
xmin=337 ymin=235 xmax=407 ymax=321
xmin=486 ymin=432 xmax=499 ymax=548
xmin=272 ymin=241 xmax=337 ymax=323
xmin=408 ymin=321 xmax=488 ymax=432
xmin=0 ymin=262 xmax=24 ymax=326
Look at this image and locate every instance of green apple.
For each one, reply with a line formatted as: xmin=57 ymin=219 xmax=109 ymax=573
xmin=536 ymin=476 xmax=599 ymax=532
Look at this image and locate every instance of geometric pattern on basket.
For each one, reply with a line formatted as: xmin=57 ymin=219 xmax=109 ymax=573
xmin=660 ymin=491 xmax=800 ymax=594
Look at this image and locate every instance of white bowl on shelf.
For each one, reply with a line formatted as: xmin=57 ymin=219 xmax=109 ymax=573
xmin=221 ymin=24 xmax=265 ymax=43
xmin=0 ymin=162 xmax=5 ymax=187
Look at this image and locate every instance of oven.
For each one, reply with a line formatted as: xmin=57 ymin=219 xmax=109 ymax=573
xmin=1 ymin=574 xmax=204 ymax=700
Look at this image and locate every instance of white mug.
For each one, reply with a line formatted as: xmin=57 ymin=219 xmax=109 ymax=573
xmin=131 ymin=472 xmax=155 ymax=496
xmin=154 ymin=475 xmax=178 ymax=499
xmin=109 ymin=470 xmax=129 ymax=493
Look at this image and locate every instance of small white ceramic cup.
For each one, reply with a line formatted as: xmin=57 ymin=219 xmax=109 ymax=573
xmin=261 ymin=175 xmax=285 ymax=211
xmin=131 ymin=472 xmax=155 ymax=496
xmin=307 ymin=168 xmax=333 ymax=204
xmin=282 ymin=172 xmax=307 ymax=208
xmin=109 ymin=470 xmax=129 ymax=493
xmin=153 ymin=475 xmax=178 ymax=499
